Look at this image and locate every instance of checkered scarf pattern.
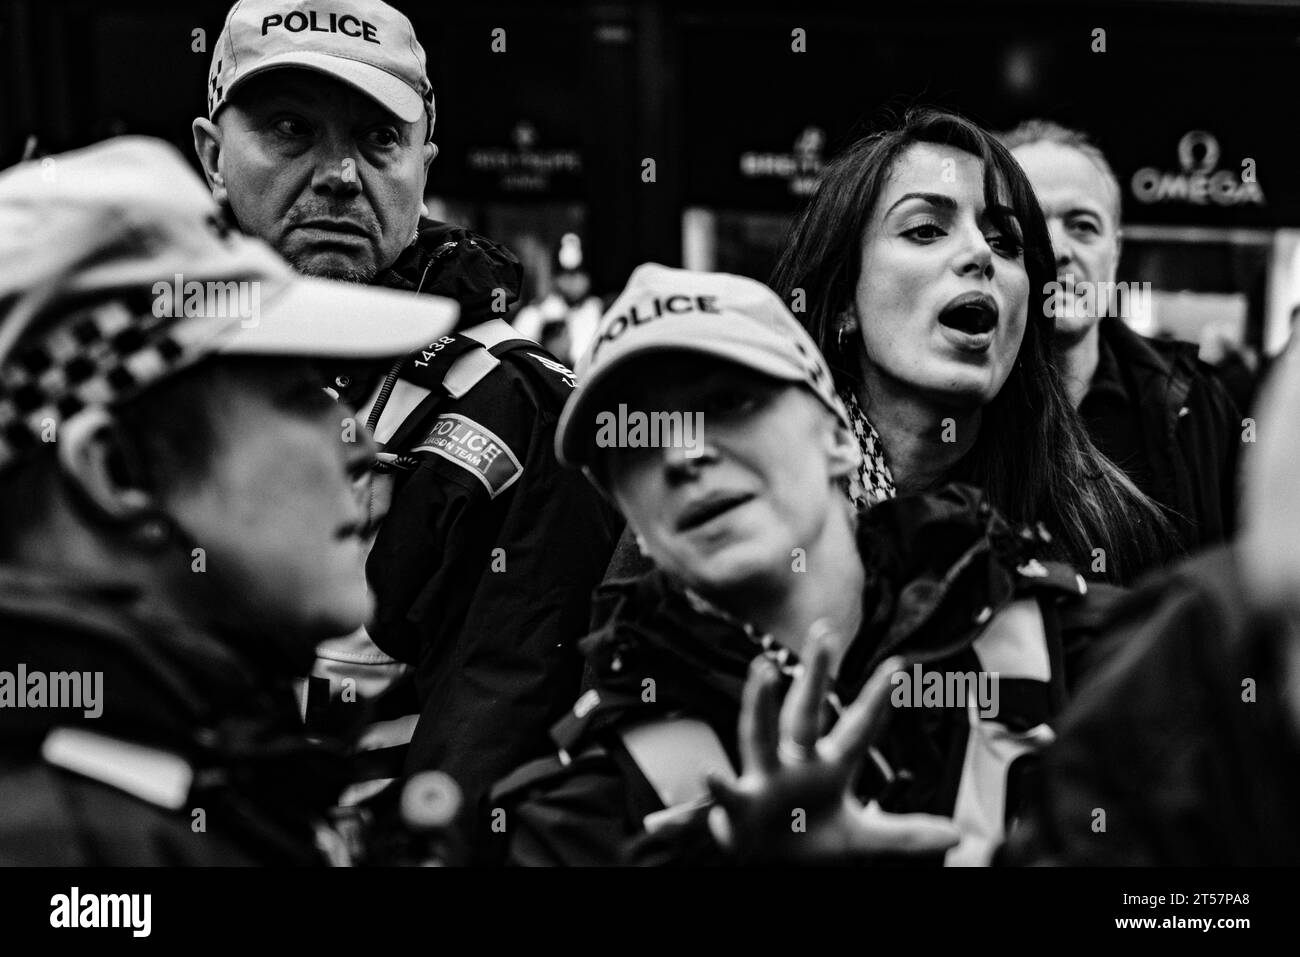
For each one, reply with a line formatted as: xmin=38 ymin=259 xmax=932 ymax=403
xmin=840 ymin=387 xmax=896 ymax=510
xmin=0 ymin=294 xmax=189 ymax=471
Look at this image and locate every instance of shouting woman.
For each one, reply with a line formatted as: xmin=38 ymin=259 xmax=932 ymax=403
xmin=770 ymin=108 xmax=1175 ymax=584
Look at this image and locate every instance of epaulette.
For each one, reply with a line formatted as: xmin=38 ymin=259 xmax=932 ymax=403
xmin=361 ymin=320 xmax=540 ymax=451
xmin=41 ymin=727 xmax=193 ymax=811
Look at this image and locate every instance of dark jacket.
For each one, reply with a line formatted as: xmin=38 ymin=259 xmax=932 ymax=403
xmin=322 ymin=220 xmax=621 ymax=844
xmin=1006 ymin=545 xmax=1300 ymax=865
xmin=1083 ymin=318 xmax=1241 ymax=552
xmin=491 ymin=485 xmax=1119 ymax=866
xmin=0 ymin=568 xmax=347 ymax=866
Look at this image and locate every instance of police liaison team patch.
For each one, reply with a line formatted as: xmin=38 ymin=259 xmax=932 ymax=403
xmin=413 ymin=413 xmax=523 ymax=498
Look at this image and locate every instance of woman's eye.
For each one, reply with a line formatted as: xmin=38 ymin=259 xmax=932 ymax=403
xmin=988 ymin=233 xmax=1023 ymax=255
xmin=902 ymin=223 xmax=945 ymax=242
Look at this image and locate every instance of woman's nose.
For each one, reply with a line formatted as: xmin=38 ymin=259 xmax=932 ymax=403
xmin=956 ymin=231 xmax=995 ymax=279
xmin=662 ymin=433 xmax=717 ymax=485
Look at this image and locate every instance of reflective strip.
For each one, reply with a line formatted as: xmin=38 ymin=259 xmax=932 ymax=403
xmin=619 ymin=718 xmax=735 ymax=831
xmin=315 ymin=626 xmax=401 ymax=667
xmin=946 ymin=598 xmax=1055 ymax=866
xmin=441 ymin=347 xmax=499 ymax=399
xmin=462 ymin=318 xmax=533 ymax=350
xmin=365 ymin=378 xmax=434 ymax=447
xmin=945 ymin=712 xmax=1055 ymax=866
xmin=42 ymin=727 xmax=193 ymax=811
xmin=972 ymin=598 xmax=1050 ymax=680
xmin=356 ymin=714 xmax=419 ymax=753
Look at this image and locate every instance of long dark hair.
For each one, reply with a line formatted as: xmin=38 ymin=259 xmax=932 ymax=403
xmin=770 ymin=107 xmax=1175 ymax=584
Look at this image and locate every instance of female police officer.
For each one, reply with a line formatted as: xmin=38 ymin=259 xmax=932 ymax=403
xmin=490 ymin=265 xmax=1105 ymax=866
xmin=0 ymin=138 xmax=455 ymax=865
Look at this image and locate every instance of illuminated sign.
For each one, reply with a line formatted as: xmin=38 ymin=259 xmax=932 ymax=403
xmin=739 ymin=126 xmax=826 ymax=197
xmin=466 ymin=121 xmax=583 ymax=194
xmin=1131 ymin=130 xmax=1265 ymax=208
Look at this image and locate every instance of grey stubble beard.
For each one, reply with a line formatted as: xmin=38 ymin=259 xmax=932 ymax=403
xmin=288 ymin=254 xmax=379 ymax=286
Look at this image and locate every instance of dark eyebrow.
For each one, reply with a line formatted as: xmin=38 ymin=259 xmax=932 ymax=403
xmin=885 ymin=192 xmax=958 ymax=216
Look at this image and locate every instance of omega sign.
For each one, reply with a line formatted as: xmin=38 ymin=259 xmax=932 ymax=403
xmin=1131 ymin=131 xmax=1264 ymax=207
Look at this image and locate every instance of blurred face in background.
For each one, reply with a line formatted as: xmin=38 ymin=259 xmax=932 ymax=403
xmin=198 ymin=71 xmax=434 ymax=282
xmin=601 ymin=354 xmax=858 ymax=604
xmin=851 ymin=142 xmax=1030 ymax=411
xmin=555 ymin=270 xmax=592 ymax=305
xmin=152 ymin=358 xmax=377 ymax=668
xmin=1010 ymin=140 xmax=1122 ymax=346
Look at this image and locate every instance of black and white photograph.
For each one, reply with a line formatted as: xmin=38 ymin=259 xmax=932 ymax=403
xmin=0 ymin=0 xmax=1289 ymax=940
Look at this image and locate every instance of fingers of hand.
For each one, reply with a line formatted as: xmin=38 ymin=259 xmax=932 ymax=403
xmin=707 ymin=803 xmax=736 ymax=851
xmin=738 ymin=655 xmax=782 ymax=776
xmin=823 ymin=654 xmax=905 ymax=764
xmin=778 ymin=619 xmax=835 ymax=758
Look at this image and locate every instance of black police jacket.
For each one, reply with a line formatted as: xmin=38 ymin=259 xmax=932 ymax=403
xmin=491 ymin=485 xmax=1119 ymax=866
xmin=0 ymin=567 xmax=348 ymax=866
xmin=1007 ymin=545 xmax=1300 ymax=865
xmin=328 ymin=220 xmax=621 ymax=841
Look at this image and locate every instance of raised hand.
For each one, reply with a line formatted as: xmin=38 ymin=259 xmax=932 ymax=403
xmin=706 ymin=621 xmax=960 ymax=863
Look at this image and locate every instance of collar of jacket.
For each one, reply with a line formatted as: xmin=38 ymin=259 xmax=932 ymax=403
xmin=560 ymin=483 xmax=1056 ymax=749
xmin=0 ymin=565 xmax=349 ymax=810
xmin=1098 ymin=316 xmax=1197 ymax=413
xmin=373 ymin=217 xmax=523 ymax=322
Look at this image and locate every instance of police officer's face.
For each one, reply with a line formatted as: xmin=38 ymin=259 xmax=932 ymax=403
xmin=1011 ymin=140 xmax=1122 ymax=346
xmin=603 ymin=356 xmax=857 ymax=601
xmin=853 ymin=143 xmax=1029 ymax=410
xmin=203 ymin=72 xmax=433 ymax=281
xmin=158 ymin=358 xmax=376 ymax=665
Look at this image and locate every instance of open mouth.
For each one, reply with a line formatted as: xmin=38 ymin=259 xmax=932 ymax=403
xmin=938 ymin=292 xmax=998 ymax=336
xmin=676 ymin=492 xmax=754 ymax=532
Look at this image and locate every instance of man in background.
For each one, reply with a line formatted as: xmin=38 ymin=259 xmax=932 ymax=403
xmin=1003 ymin=120 xmax=1240 ymax=553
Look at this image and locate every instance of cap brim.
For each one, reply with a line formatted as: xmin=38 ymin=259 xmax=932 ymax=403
xmin=226 ymin=53 xmax=425 ymax=124
xmin=556 ymin=330 xmax=804 ymax=469
xmin=172 ymin=275 xmax=456 ymax=361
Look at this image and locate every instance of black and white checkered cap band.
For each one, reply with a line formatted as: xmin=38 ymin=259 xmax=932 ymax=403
xmin=0 ymin=293 xmax=191 ymax=471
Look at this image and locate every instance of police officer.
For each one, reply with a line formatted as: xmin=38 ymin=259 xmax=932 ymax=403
xmin=492 ymin=265 xmax=1110 ymax=866
xmin=0 ymin=138 xmax=456 ymax=864
xmin=191 ymin=0 xmax=622 ymax=841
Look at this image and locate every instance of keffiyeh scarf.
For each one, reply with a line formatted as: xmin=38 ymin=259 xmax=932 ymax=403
xmin=841 ymin=387 xmax=896 ymax=510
